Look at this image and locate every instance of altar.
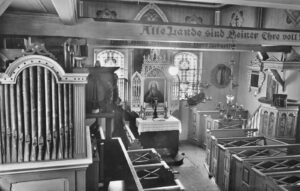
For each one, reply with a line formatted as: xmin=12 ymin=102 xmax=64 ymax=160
xmin=136 ymin=116 xmax=181 ymax=157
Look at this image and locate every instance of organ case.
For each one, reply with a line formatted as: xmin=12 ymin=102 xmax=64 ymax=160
xmin=0 ymin=55 xmax=91 ymax=191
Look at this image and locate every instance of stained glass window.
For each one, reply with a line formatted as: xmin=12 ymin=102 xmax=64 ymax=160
xmin=174 ymin=52 xmax=201 ymax=99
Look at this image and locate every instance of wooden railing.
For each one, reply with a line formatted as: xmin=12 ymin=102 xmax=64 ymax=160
xmin=246 ymin=105 xmax=261 ymax=131
xmin=124 ymin=121 xmax=142 ymax=150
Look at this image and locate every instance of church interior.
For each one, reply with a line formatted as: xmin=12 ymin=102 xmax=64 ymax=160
xmin=2 ymin=0 xmax=300 ymax=191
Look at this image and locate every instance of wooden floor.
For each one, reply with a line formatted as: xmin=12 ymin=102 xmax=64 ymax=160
xmin=172 ymin=142 xmax=220 ymax=191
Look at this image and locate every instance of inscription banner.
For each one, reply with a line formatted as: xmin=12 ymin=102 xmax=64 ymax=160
xmin=138 ymin=24 xmax=300 ymax=45
xmin=1 ymin=13 xmax=300 ymax=46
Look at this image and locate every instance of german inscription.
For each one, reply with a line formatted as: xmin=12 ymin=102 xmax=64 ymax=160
xmin=140 ymin=25 xmax=300 ymax=43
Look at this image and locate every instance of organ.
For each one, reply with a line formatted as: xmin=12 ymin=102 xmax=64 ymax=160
xmin=0 ymin=54 xmax=91 ymax=191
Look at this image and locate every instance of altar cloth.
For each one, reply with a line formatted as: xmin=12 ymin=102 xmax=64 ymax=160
xmin=136 ymin=116 xmax=182 ymax=135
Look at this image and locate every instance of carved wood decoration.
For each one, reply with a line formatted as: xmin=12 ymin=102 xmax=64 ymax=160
xmin=0 ymin=55 xmax=88 ymax=163
xmin=285 ymin=10 xmax=300 ymax=25
xmin=134 ymin=3 xmax=168 ymax=23
xmin=96 ymin=8 xmax=117 ymax=19
xmin=23 ymin=43 xmax=56 ymax=60
xmin=185 ymin=15 xmax=203 ymax=24
xmin=229 ymin=10 xmax=244 ymax=27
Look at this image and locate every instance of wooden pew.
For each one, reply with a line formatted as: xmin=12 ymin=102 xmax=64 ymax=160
xmin=134 ymin=161 xmax=184 ymax=191
xmin=128 ymin=148 xmax=162 ymax=166
xmin=212 ymin=136 xmax=286 ymax=190
xmin=104 ymin=138 xmax=184 ymax=191
xmin=221 ymin=144 xmax=300 ymax=191
xmin=232 ymin=147 xmax=300 ymax=191
xmin=255 ymin=170 xmax=300 ymax=191
xmin=205 ymin=128 xmax=258 ymax=176
xmin=279 ymin=184 xmax=300 ymax=191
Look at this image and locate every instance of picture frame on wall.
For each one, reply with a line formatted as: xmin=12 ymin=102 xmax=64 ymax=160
xmin=143 ymin=78 xmax=166 ymax=104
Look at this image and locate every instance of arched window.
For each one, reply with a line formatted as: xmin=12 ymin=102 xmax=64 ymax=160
xmin=95 ymin=50 xmax=128 ymax=102
xmin=174 ymin=52 xmax=201 ymax=99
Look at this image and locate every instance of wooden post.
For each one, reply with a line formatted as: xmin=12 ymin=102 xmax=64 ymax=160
xmin=58 ymin=83 xmax=64 ymax=159
xmin=44 ymin=69 xmax=51 ymax=160
xmin=105 ymin=112 xmax=115 ymax=140
xmin=63 ymin=84 xmax=69 ymax=158
xmin=23 ymin=69 xmax=30 ymax=162
xmin=30 ymin=67 xmax=37 ymax=161
xmin=4 ymin=84 xmax=11 ymax=163
xmin=16 ymin=76 xmax=24 ymax=162
xmin=51 ymin=75 xmax=58 ymax=160
xmin=0 ymin=84 xmax=6 ymax=163
xmin=69 ymin=84 xmax=73 ymax=158
xmin=37 ymin=66 xmax=44 ymax=161
xmin=10 ymin=84 xmax=17 ymax=163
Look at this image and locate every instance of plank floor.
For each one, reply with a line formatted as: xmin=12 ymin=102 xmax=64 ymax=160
xmin=171 ymin=142 xmax=220 ymax=191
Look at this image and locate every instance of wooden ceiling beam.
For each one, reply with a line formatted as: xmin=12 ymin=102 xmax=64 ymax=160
xmin=174 ymin=0 xmax=300 ymax=10
xmin=86 ymin=0 xmax=225 ymax=8
xmin=0 ymin=0 xmax=14 ymax=16
xmin=51 ymin=0 xmax=77 ymax=25
xmin=89 ymin=0 xmax=300 ymax=10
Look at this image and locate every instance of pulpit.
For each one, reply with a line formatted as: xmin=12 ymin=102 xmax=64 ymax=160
xmin=136 ymin=116 xmax=181 ymax=157
xmin=258 ymin=103 xmax=298 ymax=143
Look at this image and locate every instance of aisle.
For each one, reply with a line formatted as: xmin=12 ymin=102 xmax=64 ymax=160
xmin=172 ymin=142 xmax=220 ymax=191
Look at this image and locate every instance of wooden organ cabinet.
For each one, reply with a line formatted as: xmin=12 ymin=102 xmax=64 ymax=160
xmin=0 ymin=55 xmax=92 ymax=191
xmin=258 ymin=103 xmax=298 ymax=143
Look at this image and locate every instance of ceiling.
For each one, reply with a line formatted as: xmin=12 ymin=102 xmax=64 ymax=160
xmin=1 ymin=0 xmax=300 ymax=25
xmin=9 ymin=0 xmax=57 ymax=13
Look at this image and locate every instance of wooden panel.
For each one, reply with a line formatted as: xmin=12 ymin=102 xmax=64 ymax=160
xmin=73 ymin=84 xmax=87 ymax=158
xmin=198 ymin=111 xmax=220 ymax=148
xmin=11 ymin=178 xmax=69 ymax=191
